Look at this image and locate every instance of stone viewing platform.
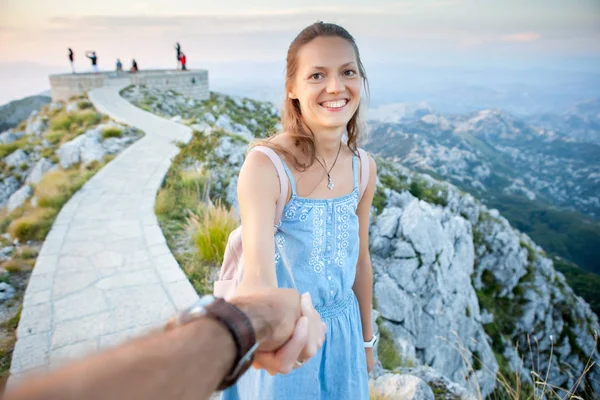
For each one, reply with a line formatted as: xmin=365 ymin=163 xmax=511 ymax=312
xmin=49 ymin=69 xmax=209 ymax=102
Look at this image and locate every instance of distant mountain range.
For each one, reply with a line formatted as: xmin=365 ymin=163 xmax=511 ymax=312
xmin=0 ymin=94 xmax=51 ymax=132
xmin=365 ymin=100 xmax=600 ymax=275
xmin=526 ymin=98 xmax=600 ymax=145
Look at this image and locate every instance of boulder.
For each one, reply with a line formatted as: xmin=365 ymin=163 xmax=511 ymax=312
xmin=103 ymin=137 xmax=134 ymax=154
xmin=0 ymin=130 xmax=24 ymax=145
xmin=0 ymin=282 xmax=16 ymax=302
xmin=0 ymin=177 xmax=21 ymax=207
xmin=25 ymin=158 xmax=54 ymax=185
xmin=25 ymin=111 xmax=48 ymax=136
xmin=0 ymin=246 xmax=13 ymax=262
xmin=66 ymin=101 xmax=79 ymax=113
xmin=4 ymin=149 xmax=29 ymax=168
xmin=57 ymin=129 xmax=107 ymax=168
xmin=215 ymin=114 xmax=253 ymax=142
xmin=371 ymin=373 xmax=434 ymax=400
xmin=6 ymin=185 xmax=32 ymax=212
xmin=48 ymin=102 xmax=63 ymax=112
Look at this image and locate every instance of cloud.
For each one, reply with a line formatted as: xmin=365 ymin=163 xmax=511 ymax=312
xmin=499 ymin=33 xmax=542 ymax=42
xmin=460 ymin=32 xmax=542 ymax=48
xmin=428 ymin=0 xmax=460 ymax=7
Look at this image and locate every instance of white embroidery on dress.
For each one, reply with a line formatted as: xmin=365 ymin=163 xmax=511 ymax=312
xmin=334 ymin=192 xmax=359 ymax=268
xmin=309 ymin=206 xmax=325 ymax=274
xmin=285 ymin=203 xmax=298 ymax=219
xmin=274 ymin=232 xmax=286 ymax=263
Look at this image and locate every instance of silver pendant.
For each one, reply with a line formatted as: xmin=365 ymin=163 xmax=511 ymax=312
xmin=327 ymin=176 xmax=334 ymax=190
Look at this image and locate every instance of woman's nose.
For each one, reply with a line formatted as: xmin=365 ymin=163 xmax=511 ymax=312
xmin=326 ymin=76 xmax=344 ymax=93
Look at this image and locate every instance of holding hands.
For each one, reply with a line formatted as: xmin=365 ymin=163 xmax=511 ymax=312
xmin=229 ymin=290 xmax=326 ymax=376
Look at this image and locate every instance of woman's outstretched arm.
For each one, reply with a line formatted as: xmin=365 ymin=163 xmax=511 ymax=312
xmin=353 ymin=154 xmax=377 ymax=372
xmin=234 ymin=150 xmax=282 ymax=294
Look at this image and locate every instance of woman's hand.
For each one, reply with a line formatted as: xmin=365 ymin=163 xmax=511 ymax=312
xmin=365 ymin=348 xmax=375 ymax=374
xmin=252 ymin=292 xmax=326 ymax=375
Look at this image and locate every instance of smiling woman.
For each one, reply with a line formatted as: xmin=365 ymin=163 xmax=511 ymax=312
xmin=219 ymin=21 xmax=377 ymax=400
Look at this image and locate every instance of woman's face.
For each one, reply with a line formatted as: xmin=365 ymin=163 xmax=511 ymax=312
xmin=290 ymin=36 xmax=361 ymax=133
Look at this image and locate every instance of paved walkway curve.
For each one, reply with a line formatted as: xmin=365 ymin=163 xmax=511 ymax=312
xmin=9 ymin=85 xmax=199 ymax=386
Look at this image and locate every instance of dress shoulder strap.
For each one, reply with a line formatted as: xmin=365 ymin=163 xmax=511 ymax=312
xmin=249 ymin=146 xmax=287 ymax=227
xmin=357 ymin=148 xmax=370 ymax=201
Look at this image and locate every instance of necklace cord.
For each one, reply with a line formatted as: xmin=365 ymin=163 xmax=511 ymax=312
xmin=314 ymin=142 xmax=342 ymax=190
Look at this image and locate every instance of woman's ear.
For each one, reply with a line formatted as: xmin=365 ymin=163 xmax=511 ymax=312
xmin=288 ymin=92 xmax=297 ymax=100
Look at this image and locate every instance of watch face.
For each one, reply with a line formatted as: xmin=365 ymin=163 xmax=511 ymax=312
xmin=189 ymin=295 xmax=216 ymax=318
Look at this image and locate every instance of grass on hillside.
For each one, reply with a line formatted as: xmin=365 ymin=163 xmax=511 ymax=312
xmin=373 ymin=174 xmax=448 ymax=215
xmin=101 ymin=127 xmax=123 ymax=139
xmin=189 ymin=203 xmax=238 ymax=266
xmin=5 ymin=165 xmax=103 ymax=242
xmin=46 ymin=109 xmax=107 ymax=145
xmin=439 ymin=329 xmax=598 ymax=400
xmin=155 ymin=159 xmax=238 ymax=295
xmin=376 ymin=319 xmax=415 ymax=371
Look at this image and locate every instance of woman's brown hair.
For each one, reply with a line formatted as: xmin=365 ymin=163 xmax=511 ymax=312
xmin=251 ymin=21 xmax=370 ymax=171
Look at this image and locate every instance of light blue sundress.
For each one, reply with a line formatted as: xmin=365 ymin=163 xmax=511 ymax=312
xmin=222 ymin=152 xmax=369 ymax=400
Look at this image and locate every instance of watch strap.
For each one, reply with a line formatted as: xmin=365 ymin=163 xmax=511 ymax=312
xmin=204 ymin=298 xmax=257 ymax=390
xmin=364 ymin=334 xmax=378 ymax=348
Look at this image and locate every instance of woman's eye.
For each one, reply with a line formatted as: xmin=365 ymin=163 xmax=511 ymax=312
xmin=344 ymin=69 xmax=357 ymax=77
xmin=310 ymin=73 xmax=323 ymax=80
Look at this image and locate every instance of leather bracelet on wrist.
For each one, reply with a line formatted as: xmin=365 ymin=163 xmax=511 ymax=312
xmin=164 ymin=295 xmax=259 ymax=391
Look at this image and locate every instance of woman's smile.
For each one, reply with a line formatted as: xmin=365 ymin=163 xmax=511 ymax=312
xmin=320 ymin=98 xmax=349 ymax=111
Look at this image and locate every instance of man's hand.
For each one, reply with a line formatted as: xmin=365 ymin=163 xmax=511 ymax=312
xmin=228 ymin=288 xmax=302 ymax=351
xmin=231 ymin=291 xmax=326 ymax=375
xmin=252 ymin=292 xmax=326 ymax=375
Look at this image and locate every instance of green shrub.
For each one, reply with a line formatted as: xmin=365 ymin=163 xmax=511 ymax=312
xmin=49 ymin=113 xmax=75 ymax=131
xmin=0 ymin=143 xmax=19 ymax=158
xmin=376 ymin=320 xmax=413 ymax=370
xmin=49 ymin=110 xmax=102 ymax=136
xmin=0 ymin=307 xmax=21 ymax=377
xmin=35 ymin=170 xmax=72 ymax=209
xmin=73 ymin=109 xmax=102 ymax=126
xmin=77 ymin=100 xmax=93 ymax=110
xmin=7 ymin=208 xmax=56 ymax=242
xmin=191 ymin=203 xmax=238 ymax=266
xmin=2 ymin=260 xmax=22 ymax=273
xmin=373 ymin=186 xmax=386 ymax=215
xmin=40 ymin=147 xmax=54 ymax=159
xmin=35 ymin=168 xmax=99 ymax=211
xmin=155 ymin=189 xmax=177 ymax=216
xmin=101 ymin=127 xmax=123 ymax=139
xmin=14 ymin=246 xmax=37 ymax=260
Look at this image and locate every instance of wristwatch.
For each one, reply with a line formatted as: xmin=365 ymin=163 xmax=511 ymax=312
xmin=164 ymin=295 xmax=259 ymax=390
xmin=364 ymin=334 xmax=378 ymax=348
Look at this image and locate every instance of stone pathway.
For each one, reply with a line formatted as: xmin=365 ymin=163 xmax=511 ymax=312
xmin=9 ymin=85 xmax=199 ymax=386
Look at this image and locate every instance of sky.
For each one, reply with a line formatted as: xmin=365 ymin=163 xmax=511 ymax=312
xmin=0 ymin=0 xmax=599 ymax=105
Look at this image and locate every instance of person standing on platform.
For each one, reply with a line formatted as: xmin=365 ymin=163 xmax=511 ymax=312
xmin=131 ymin=59 xmax=138 ymax=73
xmin=180 ymin=53 xmax=187 ymax=71
xmin=175 ymin=42 xmax=182 ymax=69
xmin=68 ymin=48 xmax=75 ymax=73
xmin=116 ymin=58 xmax=123 ymax=72
xmin=86 ymin=51 xmax=98 ymax=73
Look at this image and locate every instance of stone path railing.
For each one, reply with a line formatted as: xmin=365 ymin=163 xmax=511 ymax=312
xmin=9 ymin=85 xmax=199 ymax=386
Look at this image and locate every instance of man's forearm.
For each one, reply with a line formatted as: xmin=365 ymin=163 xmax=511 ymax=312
xmin=7 ymin=318 xmax=236 ymax=400
xmin=353 ymin=262 xmax=374 ymax=341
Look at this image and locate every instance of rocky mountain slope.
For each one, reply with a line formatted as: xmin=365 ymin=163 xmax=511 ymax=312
xmin=366 ymin=107 xmax=599 ymax=218
xmin=369 ymin=162 xmax=599 ymax=398
xmin=0 ymin=95 xmax=51 ymax=132
xmin=128 ymin=86 xmax=600 ymax=398
xmin=365 ymin=105 xmax=600 ymax=282
xmin=526 ymin=98 xmax=600 ymax=145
